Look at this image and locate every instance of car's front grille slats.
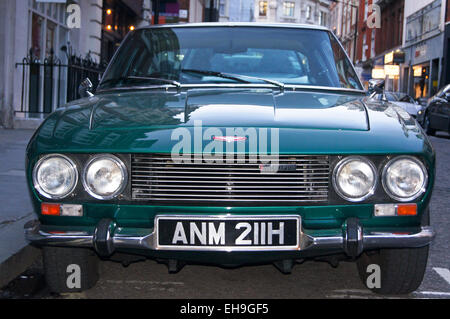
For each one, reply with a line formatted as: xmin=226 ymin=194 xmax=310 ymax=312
xmin=131 ymin=154 xmax=330 ymax=206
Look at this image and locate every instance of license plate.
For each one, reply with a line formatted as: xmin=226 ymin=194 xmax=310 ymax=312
xmin=155 ymin=215 xmax=301 ymax=251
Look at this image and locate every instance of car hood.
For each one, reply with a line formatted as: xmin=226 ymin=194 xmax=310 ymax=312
xmin=63 ymin=88 xmax=370 ymax=131
xmin=29 ymin=88 xmax=432 ymax=156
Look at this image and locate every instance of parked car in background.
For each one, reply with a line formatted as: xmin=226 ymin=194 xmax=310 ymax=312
xmin=373 ymin=92 xmax=422 ymax=118
xmin=418 ymin=84 xmax=450 ymax=135
xmin=416 ymin=98 xmax=429 ymax=107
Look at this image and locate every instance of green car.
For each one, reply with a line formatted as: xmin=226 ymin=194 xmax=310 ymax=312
xmin=25 ymin=23 xmax=435 ymax=295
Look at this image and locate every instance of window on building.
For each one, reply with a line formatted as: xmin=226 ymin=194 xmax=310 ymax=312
xmin=370 ymin=29 xmax=375 ymax=58
xmin=362 ymin=33 xmax=367 ymax=62
xmin=219 ymin=0 xmax=226 ymax=16
xmin=306 ymin=5 xmax=312 ymax=20
xmin=283 ymin=2 xmax=295 ymax=17
xmin=26 ymin=0 xmax=69 ymax=116
xmin=45 ymin=21 xmax=56 ymax=57
xmin=259 ymin=1 xmax=268 ymax=16
xmin=406 ymin=2 xmax=441 ymax=44
xmin=364 ymin=0 xmax=368 ymax=20
xmin=31 ymin=13 xmax=44 ymax=59
xmin=319 ymin=11 xmax=327 ymax=26
xmin=29 ymin=1 xmax=68 ymax=60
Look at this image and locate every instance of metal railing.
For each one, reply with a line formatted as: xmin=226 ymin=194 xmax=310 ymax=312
xmin=15 ymin=49 xmax=106 ymax=117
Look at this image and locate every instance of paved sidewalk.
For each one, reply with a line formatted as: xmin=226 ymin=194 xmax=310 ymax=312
xmin=0 ymin=129 xmax=40 ymax=287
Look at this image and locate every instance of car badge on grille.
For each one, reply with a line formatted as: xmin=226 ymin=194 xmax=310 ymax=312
xmin=213 ymin=136 xmax=247 ymax=143
xmin=259 ymin=164 xmax=297 ymax=174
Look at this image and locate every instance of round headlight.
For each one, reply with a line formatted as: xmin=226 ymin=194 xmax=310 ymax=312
xmin=333 ymin=157 xmax=377 ymax=202
xmin=382 ymin=156 xmax=427 ymax=202
xmin=83 ymin=155 xmax=127 ymax=200
xmin=33 ymin=154 xmax=78 ymax=199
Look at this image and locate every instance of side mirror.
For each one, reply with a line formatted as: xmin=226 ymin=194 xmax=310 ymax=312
xmin=78 ymin=78 xmax=94 ymax=98
xmin=445 ymin=93 xmax=450 ymax=102
xmin=368 ymin=79 xmax=385 ymax=94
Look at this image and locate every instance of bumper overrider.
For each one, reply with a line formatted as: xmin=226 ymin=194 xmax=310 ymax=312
xmin=24 ymin=216 xmax=435 ymax=259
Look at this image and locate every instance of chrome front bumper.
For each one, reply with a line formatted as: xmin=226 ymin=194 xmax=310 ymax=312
xmin=24 ymin=218 xmax=436 ymax=258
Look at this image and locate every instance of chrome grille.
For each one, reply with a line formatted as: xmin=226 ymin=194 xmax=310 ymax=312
xmin=131 ymin=154 xmax=330 ymax=205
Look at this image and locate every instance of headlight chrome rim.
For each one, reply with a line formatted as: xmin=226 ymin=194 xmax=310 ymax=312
xmin=332 ymin=156 xmax=378 ymax=202
xmin=32 ymin=154 xmax=78 ymax=199
xmin=382 ymin=156 xmax=428 ymax=202
xmin=82 ymin=154 xmax=128 ymax=200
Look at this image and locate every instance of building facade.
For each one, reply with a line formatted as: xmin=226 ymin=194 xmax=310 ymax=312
xmin=367 ymin=0 xmax=405 ymax=92
xmin=443 ymin=0 xmax=450 ymax=86
xmin=401 ymin=0 xmax=447 ymax=99
xmin=329 ymin=0 xmax=359 ymax=63
xmin=0 ymin=0 xmax=150 ymax=129
xmin=253 ymin=0 xmax=331 ymax=26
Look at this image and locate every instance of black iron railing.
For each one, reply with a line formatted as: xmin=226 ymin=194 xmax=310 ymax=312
xmin=15 ymin=49 xmax=106 ymax=116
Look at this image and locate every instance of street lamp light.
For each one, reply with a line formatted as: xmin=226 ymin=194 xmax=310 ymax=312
xmin=330 ymin=0 xmax=359 ymax=64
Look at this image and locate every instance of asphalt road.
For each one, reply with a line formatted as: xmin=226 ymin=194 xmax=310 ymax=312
xmin=1 ymin=131 xmax=449 ymax=299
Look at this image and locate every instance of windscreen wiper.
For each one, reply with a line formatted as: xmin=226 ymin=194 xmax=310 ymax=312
xmin=99 ymin=75 xmax=182 ymax=91
xmin=181 ymin=69 xmax=285 ymax=91
xmin=126 ymin=76 xmax=182 ymax=89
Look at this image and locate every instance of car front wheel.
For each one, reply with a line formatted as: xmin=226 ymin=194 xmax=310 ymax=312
xmin=43 ymin=246 xmax=99 ymax=293
xmin=356 ymin=209 xmax=430 ymax=295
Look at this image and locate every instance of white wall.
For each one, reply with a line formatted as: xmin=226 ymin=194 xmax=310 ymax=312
xmin=189 ymin=0 xmax=204 ymax=22
xmin=79 ymin=0 xmax=103 ymax=61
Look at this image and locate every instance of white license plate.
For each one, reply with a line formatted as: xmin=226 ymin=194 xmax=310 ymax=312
xmin=155 ymin=215 xmax=301 ymax=251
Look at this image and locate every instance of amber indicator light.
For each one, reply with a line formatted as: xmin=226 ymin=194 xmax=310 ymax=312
xmin=41 ymin=203 xmax=61 ymax=216
xmin=397 ymin=204 xmax=417 ymax=216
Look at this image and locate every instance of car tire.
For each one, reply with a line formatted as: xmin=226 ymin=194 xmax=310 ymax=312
xmin=43 ymin=247 xmax=99 ymax=293
xmin=423 ymin=113 xmax=436 ymax=136
xmin=356 ymin=208 xmax=431 ymax=295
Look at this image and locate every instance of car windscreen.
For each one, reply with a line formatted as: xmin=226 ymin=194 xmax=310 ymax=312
xmin=99 ymin=27 xmax=362 ymax=91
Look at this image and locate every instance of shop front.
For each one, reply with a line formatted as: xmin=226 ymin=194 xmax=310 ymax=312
xmin=403 ymin=35 xmax=444 ymax=100
xmin=401 ymin=0 xmax=444 ymax=100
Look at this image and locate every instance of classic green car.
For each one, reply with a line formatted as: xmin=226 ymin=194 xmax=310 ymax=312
xmin=25 ymin=23 xmax=435 ymax=295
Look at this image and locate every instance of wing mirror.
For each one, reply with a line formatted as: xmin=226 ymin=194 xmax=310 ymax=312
xmin=445 ymin=93 xmax=450 ymax=102
xmin=368 ymin=79 xmax=385 ymax=99
xmin=78 ymin=78 xmax=94 ymax=98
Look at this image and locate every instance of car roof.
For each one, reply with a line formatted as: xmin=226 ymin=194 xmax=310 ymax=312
xmin=137 ymin=22 xmax=330 ymax=32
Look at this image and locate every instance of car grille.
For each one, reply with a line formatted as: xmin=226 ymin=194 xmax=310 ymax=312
xmin=131 ymin=154 xmax=330 ymax=205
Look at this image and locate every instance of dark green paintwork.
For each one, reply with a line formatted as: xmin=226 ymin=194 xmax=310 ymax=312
xmin=25 ymin=88 xmax=435 ymax=261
